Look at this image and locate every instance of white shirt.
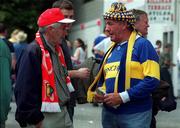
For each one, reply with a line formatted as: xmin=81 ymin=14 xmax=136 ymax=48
xmin=94 ymin=37 xmax=111 ymax=53
xmin=73 ymin=47 xmax=86 ymax=64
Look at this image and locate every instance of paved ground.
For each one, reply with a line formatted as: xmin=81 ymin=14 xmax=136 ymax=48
xmin=6 ymin=99 xmax=180 ymax=128
xmin=156 ymin=99 xmax=180 ymax=128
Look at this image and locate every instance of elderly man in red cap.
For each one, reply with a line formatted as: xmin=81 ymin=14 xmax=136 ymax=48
xmin=87 ymin=2 xmax=160 ymax=128
xmin=15 ymin=8 xmax=75 ymax=128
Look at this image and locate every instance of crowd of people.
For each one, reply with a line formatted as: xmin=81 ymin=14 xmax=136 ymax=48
xmin=0 ymin=1 xmax=178 ymax=128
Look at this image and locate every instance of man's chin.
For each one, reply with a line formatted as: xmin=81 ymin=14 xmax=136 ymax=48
xmin=110 ymin=37 xmax=115 ymax=42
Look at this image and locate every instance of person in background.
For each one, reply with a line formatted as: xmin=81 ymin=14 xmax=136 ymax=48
xmin=8 ymin=29 xmax=21 ymax=44
xmin=14 ymin=8 xmax=75 ymax=128
xmin=0 ymin=23 xmax=12 ymax=128
xmin=160 ymin=43 xmax=176 ymax=97
xmin=160 ymin=44 xmax=175 ymax=99
xmin=52 ymin=0 xmax=90 ymax=121
xmin=133 ymin=9 xmax=160 ymax=128
xmin=159 ymin=44 xmax=175 ymax=67
xmin=71 ymin=38 xmax=87 ymax=66
xmin=133 ymin=9 xmax=149 ymax=37
xmin=93 ymin=29 xmax=111 ymax=59
xmin=155 ymin=40 xmax=162 ymax=55
xmin=0 ymin=23 xmax=16 ymax=101
xmin=0 ymin=23 xmax=15 ymax=65
xmin=0 ymin=24 xmax=16 ymax=73
xmin=91 ymin=28 xmax=112 ymax=106
xmin=88 ymin=3 xmax=160 ymax=128
xmin=92 ymin=28 xmax=110 ymax=60
xmin=13 ymin=30 xmax=28 ymax=60
xmin=133 ymin=9 xmax=176 ymax=128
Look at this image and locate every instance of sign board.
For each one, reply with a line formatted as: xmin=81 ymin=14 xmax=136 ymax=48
xmin=145 ymin=0 xmax=175 ymax=24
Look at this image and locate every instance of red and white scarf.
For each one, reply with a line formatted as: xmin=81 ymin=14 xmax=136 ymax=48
xmin=36 ymin=32 xmax=74 ymax=112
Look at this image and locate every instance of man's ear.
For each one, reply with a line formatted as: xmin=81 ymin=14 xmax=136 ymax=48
xmin=46 ymin=26 xmax=54 ymax=32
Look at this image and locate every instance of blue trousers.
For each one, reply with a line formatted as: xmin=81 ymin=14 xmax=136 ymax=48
xmin=102 ymin=107 xmax=152 ymax=128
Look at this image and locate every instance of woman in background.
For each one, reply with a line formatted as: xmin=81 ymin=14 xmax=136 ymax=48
xmin=71 ymin=38 xmax=87 ymax=66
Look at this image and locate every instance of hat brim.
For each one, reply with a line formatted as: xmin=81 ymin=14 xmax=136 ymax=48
xmin=58 ymin=18 xmax=75 ymax=23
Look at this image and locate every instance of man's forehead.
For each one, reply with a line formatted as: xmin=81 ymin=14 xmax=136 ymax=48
xmin=105 ymin=19 xmax=121 ymax=24
xmin=140 ymin=14 xmax=148 ymax=20
xmin=61 ymin=9 xmax=74 ymax=17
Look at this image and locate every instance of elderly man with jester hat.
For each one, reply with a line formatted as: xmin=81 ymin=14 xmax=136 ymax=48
xmin=15 ymin=8 xmax=75 ymax=128
xmin=87 ymin=2 xmax=160 ymax=128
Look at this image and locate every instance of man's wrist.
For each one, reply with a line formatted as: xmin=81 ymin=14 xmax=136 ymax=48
xmin=119 ymin=91 xmax=130 ymax=103
xmin=68 ymin=70 xmax=77 ymax=78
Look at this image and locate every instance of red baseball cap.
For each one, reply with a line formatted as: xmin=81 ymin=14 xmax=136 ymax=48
xmin=37 ymin=8 xmax=75 ymax=27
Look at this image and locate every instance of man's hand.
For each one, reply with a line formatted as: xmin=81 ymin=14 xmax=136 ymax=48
xmin=77 ymin=68 xmax=90 ymax=78
xmin=104 ymin=93 xmax=123 ymax=107
xmin=94 ymin=93 xmax=105 ymax=103
xmin=68 ymin=68 xmax=90 ymax=79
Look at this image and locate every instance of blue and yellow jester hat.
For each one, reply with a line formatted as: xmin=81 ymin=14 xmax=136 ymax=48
xmin=103 ymin=2 xmax=135 ymax=26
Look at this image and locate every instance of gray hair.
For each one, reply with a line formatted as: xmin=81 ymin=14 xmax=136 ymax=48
xmin=132 ymin=9 xmax=147 ymax=22
xmin=39 ymin=22 xmax=62 ymax=33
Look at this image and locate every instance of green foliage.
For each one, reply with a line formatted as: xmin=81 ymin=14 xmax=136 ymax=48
xmin=0 ymin=0 xmax=56 ymax=42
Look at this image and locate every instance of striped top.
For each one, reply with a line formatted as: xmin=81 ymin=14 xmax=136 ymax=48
xmin=98 ymin=36 xmax=160 ymax=114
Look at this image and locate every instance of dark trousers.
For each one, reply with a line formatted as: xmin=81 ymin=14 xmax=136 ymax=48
xmin=67 ymin=92 xmax=76 ymax=122
xmin=150 ymin=115 xmax=156 ymax=128
xmin=150 ymin=99 xmax=159 ymax=128
xmin=67 ymin=105 xmax=74 ymax=122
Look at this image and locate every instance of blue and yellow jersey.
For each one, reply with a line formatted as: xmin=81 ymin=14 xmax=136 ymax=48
xmin=98 ymin=36 xmax=160 ymax=114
